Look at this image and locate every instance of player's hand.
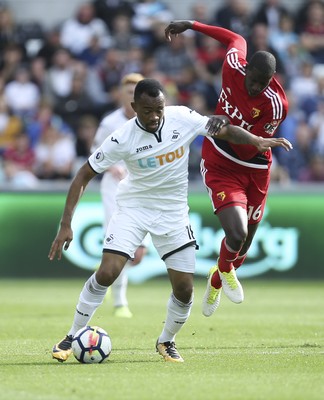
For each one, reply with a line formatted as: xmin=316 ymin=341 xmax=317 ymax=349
xmin=165 ymin=20 xmax=193 ymax=41
xmin=205 ymin=115 xmax=229 ymax=136
xmin=48 ymin=223 xmax=73 ymax=261
xmin=256 ymin=137 xmax=293 ymax=153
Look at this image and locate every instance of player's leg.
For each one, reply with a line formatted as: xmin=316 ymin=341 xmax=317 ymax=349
xmin=204 ymin=169 xmax=269 ymax=311
xmin=233 ymin=223 xmax=259 ymax=269
xmin=101 ymin=172 xmax=133 ymax=317
xmin=201 ymin=159 xmax=247 ymax=313
xmin=213 ymin=205 xmax=246 ymax=302
xmin=232 ymin=169 xmax=270 ymax=270
xmin=112 ymin=244 xmax=146 ymax=317
xmin=156 ymin=245 xmax=196 ymax=363
xmin=52 ymin=252 xmax=128 ymax=362
xmin=202 ymin=205 xmax=247 ymax=316
xmin=111 ymin=267 xmax=132 ymax=317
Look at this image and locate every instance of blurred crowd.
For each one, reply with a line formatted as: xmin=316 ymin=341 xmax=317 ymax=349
xmin=1 ymin=0 xmax=324 ymax=189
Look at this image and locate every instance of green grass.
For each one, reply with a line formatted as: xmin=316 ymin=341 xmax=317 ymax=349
xmin=0 ymin=278 xmax=323 ymax=400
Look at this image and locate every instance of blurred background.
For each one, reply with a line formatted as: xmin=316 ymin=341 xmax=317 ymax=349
xmin=1 ymin=0 xmax=323 ymax=280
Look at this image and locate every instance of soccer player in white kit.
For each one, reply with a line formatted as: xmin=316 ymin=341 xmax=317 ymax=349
xmin=91 ymin=73 xmax=146 ymax=318
xmin=49 ymin=79 xmax=292 ymax=362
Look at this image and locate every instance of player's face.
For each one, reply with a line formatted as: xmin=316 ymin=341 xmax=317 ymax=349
xmin=132 ymin=92 xmax=165 ymax=133
xmin=245 ymin=67 xmax=273 ymax=97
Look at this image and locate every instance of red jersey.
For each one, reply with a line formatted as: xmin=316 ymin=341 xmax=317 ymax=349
xmin=193 ymin=22 xmax=288 ymax=170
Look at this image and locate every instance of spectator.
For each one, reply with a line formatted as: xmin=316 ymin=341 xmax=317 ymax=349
xmin=212 ymin=0 xmax=252 ymax=38
xmin=25 ymin=99 xmax=71 ymax=148
xmin=54 ymin=68 xmax=96 ymax=132
xmin=92 ymin=0 xmax=135 ymax=32
xmin=0 ymin=95 xmax=22 ymax=153
xmin=282 ymin=121 xmax=316 ymax=181
xmin=29 ymin=56 xmax=47 ymax=93
xmin=298 ymin=74 xmax=324 ymax=118
xmin=294 ymin=0 xmax=324 ymax=34
xmin=59 ymin=1 xmax=112 ymax=58
xmin=43 ymin=47 xmax=75 ymax=106
xmin=270 ymin=153 xmax=291 ymax=185
xmin=252 ymin=0 xmax=290 ymax=33
xmin=299 ymin=154 xmax=324 ymax=182
xmin=15 ymin=20 xmax=45 ymax=59
xmin=78 ymin=34 xmax=106 ymax=67
xmin=4 ymin=65 xmax=40 ymax=118
xmin=3 ymin=131 xmax=35 ymax=172
xmin=0 ymin=42 xmax=25 ymax=83
xmin=188 ymin=2 xmax=213 ymax=50
xmin=268 ymin=13 xmax=299 ymax=67
xmin=289 ymin=57 xmax=318 ymax=108
xmin=131 ymin=0 xmax=174 ymax=50
xmin=121 ymin=46 xmax=145 ymax=76
xmin=308 ymin=96 xmax=324 ymax=155
xmin=298 ymin=0 xmax=324 ymax=63
xmin=74 ymin=114 xmax=98 ymax=162
xmin=2 ymin=159 xmax=39 ymax=188
xmin=93 ymin=46 xmax=125 ymax=103
xmin=34 ymin=122 xmax=76 ymax=180
xmin=110 ymin=13 xmax=140 ymax=51
xmin=37 ymin=27 xmax=62 ymax=68
xmin=154 ymin=32 xmax=195 ymax=86
xmin=0 ymin=3 xmax=20 ymax=53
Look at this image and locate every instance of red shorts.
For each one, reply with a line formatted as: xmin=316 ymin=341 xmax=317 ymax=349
xmin=201 ymin=141 xmax=271 ymax=225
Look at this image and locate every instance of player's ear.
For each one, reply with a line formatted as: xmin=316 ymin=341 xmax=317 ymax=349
xmin=131 ymin=101 xmax=136 ymax=113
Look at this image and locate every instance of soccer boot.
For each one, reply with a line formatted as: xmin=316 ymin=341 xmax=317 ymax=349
xmin=114 ymin=305 xmax=133 ymax=318
xmin=156 ymin=340 xmax=184 ymax=363
xmin=219 ymin=268 xmax=244 ymax=303
xmin=52 ymin=335 xmax=73 ymax=362
xmin=202 ymin=264 xmax=222 ymax=317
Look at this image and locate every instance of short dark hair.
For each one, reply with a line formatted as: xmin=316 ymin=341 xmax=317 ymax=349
xmin=134 ymin=78 xmax=164 ymax=102
xmin=248 ymin=51 xmax=276 ymax=77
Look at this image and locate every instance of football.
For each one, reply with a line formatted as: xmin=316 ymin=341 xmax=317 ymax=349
xmin=72 ymin=325 xmax=112 ymax=364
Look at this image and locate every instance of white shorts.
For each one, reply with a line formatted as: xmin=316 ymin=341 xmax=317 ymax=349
xmin=103 ymin=206 xmax=197 ymax=262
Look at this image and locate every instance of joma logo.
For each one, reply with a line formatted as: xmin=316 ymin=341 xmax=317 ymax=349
xmin=136 ymin=145 xmax=153 ymax=153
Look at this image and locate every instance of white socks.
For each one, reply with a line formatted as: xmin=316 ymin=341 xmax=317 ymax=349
xmin=158 ymin=293 xmax=193 ymax=343
xmin=68 ymin=273 xmax=108 ymax=337
xmin=111 ymin=267 xmax=128 ymax=308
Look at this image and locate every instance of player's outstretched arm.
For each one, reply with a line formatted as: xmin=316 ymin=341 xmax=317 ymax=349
xmin=208 ymin=122 xmax=293 ymax=152
xmin=48 ymin=162 xmax=97 ymax=261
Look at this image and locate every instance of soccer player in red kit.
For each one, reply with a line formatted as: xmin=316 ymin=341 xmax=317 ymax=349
xmin=165 ymin=20 xmax=289 ymax=316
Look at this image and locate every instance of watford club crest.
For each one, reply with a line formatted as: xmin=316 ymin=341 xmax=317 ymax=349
xmin=251 ymin=107 xmax=261 ymax=118
xmin=264 ymin=120 xmax=281 ymax=135
xmin=217 ymin=191 xmax=226 ymax=201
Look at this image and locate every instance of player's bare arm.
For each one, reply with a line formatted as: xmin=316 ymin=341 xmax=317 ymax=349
xmin=215 ymin=124 xmax=293 ymax=152
xmin=205 ymin=115 xmax=229 ymax=135
xmin=48 ymin=162 xmax=97 ymax=261
xmin=165 ymin=20 xmax=193 ymax=41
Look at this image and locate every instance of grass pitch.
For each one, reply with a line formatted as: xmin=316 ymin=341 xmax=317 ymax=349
xmin=0 ymin=278 xmax=323 ymax=400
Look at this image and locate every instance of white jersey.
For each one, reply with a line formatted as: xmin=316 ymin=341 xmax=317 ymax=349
xmin=91 ymin=108 xmax=128 ymax=152
xmin=89 ymin=105 xmax=210 ymax=211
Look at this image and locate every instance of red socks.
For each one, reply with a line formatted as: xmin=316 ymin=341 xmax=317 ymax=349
xmin=233 ymin=254 xmax=247 ymax=269
xmin=218 ymin=238 xmax=239 ymax=273
xmin=211 ymin=238 xmax=242 ymax=289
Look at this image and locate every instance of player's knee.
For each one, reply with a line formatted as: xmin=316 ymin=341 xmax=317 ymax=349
xmin=95 ymin=267 xmax=115 ymax=286
xmin=173 ymin=282 xmax=193 ymax=304
xmin=96 ymin=260 xmax=125 ymax=286
xmin=226 ymin=226 xmax=248 ymax=250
